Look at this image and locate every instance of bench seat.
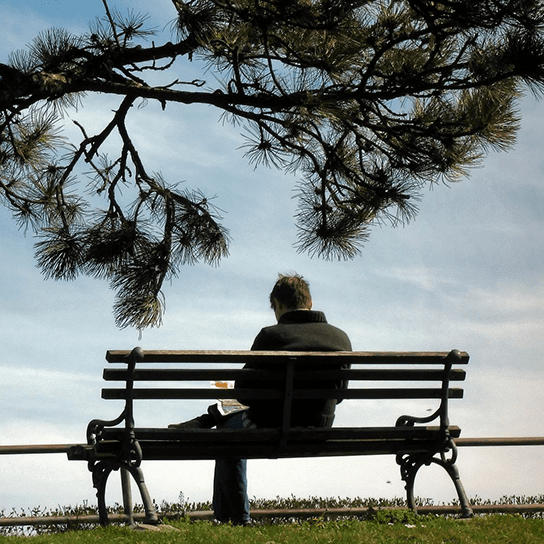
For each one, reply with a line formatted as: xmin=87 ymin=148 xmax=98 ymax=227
xmin=70 ymin=425 xmax=462 ymax=460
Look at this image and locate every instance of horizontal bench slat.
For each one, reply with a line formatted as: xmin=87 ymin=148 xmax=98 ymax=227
xmin=140 ymin=443 xmax=437 ymax=459
xmin=106 ymin=350 xmax=469 ymax=365
xmin=87 ymin=426 xmax=462 ymax=461
xmin=136 ymin=440 xmax=445 ymax=459
xmin=101 ymin=387 xmax=464 ymax=400
xmin=102 ymin=425 xmax=462 ymax=442
xmin=102 ymin=368 xmax=466 ymax=382
xmin=71 ymin=440 xmax=453 ymax=461
xmin=70 ymin=426 xmax=462 ymax=462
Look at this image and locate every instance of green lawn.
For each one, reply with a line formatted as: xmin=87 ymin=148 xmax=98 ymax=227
xmin=1 ymin=514 xmax=544 ymax=543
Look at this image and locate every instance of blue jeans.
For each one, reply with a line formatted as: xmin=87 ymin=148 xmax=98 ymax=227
xmin=212 ymin=411 xmax=252 ymax=524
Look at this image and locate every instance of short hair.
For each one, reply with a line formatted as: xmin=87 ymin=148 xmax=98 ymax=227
xmin=269 ymin=274 xmax=312 ymax=310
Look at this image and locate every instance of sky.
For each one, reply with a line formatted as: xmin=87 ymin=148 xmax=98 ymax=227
xmin=0 ymin=0 xmax=543 ymax=515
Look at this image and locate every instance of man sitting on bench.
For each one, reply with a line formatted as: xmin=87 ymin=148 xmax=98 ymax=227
xmin=170 ymin=274 xmax=352 ymax=525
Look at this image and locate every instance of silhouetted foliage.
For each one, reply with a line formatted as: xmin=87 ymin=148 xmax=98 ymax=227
xmin=2 ymin=0 xmax=544 ymax=328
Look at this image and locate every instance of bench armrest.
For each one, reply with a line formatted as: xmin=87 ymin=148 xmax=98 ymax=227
xmin=395 ymin=349 xmax=462 ymax=431
xmin=87 ymin=347 xmax=145 ymax=466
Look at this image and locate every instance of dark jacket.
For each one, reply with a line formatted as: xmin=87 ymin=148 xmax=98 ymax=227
xmin=236 ymin=310 xmax=352 ymax=428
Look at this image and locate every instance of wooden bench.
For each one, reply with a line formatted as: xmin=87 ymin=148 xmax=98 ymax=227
xmin=67 ymin=347 xmax=473 ymax=525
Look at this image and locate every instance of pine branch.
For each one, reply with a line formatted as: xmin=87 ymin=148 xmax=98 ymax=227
xmin=2 ymin=0 xmax=544 ymax=327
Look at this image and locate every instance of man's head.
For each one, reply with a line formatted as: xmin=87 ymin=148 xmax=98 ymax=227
xmin=269 ymin=274 xmax=313 ymax=320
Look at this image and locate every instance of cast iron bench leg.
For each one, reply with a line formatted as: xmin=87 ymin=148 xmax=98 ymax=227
xmin=397 ymin=449 xmax=473 ymax=518
xmin=91 ymin=460 xmax=114 ymax=526
xmin=121 ymin=468 xmax=134 ymax=526
xmin=91 ymin=460 xmax=159 ymax=526
xmin=124 ymin=464 xmax=159 ymax=526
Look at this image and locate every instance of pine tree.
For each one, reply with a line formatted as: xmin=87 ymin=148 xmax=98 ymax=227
xmin=1 ymin=0 xmax=544 ymax=328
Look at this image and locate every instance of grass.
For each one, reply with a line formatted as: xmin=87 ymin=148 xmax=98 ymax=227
xmin=3 ymin=496 xmax=544 ymax=542
xmin=1 ymin=514 xmax=544 ymax=543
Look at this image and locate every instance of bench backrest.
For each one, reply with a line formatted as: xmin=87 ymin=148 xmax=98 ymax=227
xmin=101 ymin=348 xmax=468 ymax=433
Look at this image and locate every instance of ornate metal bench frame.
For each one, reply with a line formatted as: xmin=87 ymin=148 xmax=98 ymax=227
xmin=68 ymin=348 xmax=473 ymax=525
